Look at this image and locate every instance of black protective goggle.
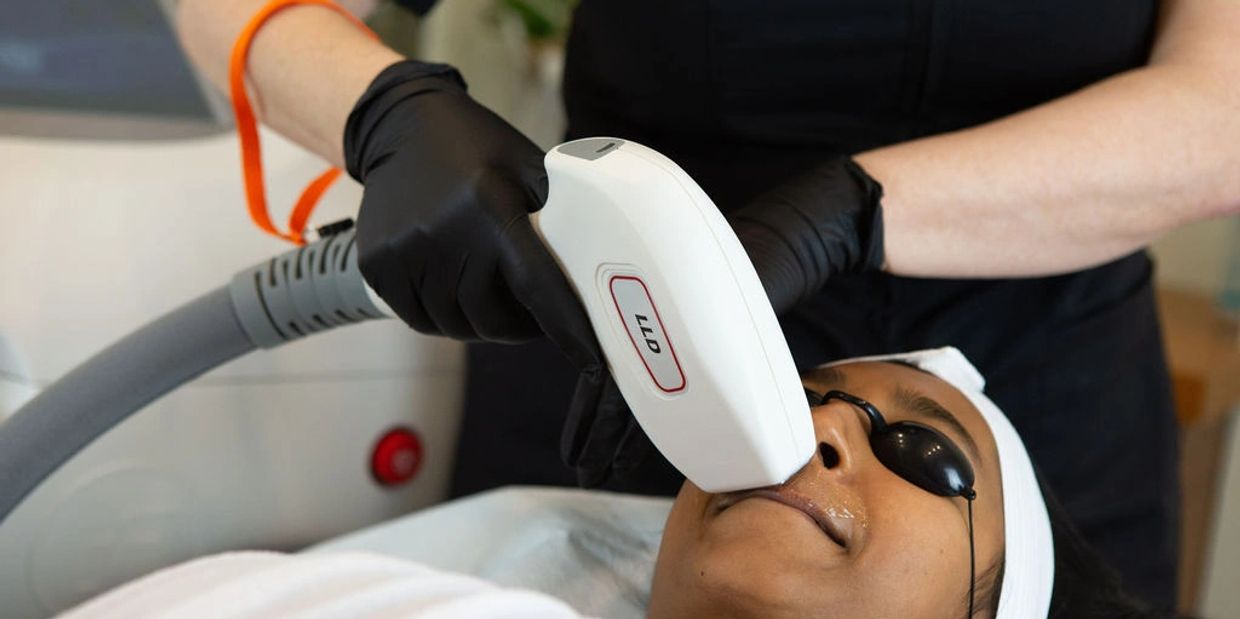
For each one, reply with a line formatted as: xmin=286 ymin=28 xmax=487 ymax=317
xmin=807 ymin=389 xmax=975 ymax=500
xmin=807 ymin=388 xmax=980 ymax=616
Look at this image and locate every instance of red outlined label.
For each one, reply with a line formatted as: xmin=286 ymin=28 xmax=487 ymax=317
xmin=609 ymin=275 xmax=686 ymax=393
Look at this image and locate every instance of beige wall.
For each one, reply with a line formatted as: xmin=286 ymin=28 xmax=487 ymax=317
xmin=416 ymin=0 xmax=567 ymax=149
xmin=1151 ymin=217 xmax=1239 ymax=295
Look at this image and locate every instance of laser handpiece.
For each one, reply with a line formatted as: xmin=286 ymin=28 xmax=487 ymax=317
xmin=530 ymin=138 xmax=815 ymax=493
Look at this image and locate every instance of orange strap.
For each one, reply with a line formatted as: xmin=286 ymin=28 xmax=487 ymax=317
xmin=229 ymin=0 xmax=377 ymax=245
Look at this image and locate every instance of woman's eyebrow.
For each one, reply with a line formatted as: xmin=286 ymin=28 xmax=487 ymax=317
xmin=804 ymin=366 xmax=846 ymax=390
xmin=892 ymin=386 xmax=981 ymax=465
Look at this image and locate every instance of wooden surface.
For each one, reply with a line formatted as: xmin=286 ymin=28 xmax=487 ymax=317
xmin=1158 ymin=288 xmax=1240 ymax=424
xmin=1156 ymin=287 xmax=1240 ymax=614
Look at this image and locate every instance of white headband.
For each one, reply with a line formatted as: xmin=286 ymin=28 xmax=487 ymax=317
xmin=824 ymin=347 xmax=1054 ymax=618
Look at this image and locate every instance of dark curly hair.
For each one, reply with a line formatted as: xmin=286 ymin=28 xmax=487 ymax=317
xmin=966 ymin=473 xmax=1173 ymax=618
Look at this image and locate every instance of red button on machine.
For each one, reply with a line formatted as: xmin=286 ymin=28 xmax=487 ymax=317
xmin=370 ymin=427 xmax=423 ymax=487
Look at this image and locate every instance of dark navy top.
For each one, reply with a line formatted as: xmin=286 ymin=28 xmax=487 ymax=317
xmin=562 ymin=0 xmax=1158 ymax=207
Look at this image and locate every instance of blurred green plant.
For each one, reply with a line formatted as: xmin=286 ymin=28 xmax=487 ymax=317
xmin=498 ymin=0 xmax=577 ymax=41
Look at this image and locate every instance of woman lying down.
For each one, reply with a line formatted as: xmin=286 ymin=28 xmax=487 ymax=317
xmin=59 ymin=348 xmax=1159 ymax=619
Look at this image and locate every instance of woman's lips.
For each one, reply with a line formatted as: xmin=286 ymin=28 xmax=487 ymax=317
xmin=715 ymin=487 xmax=852 ymax=549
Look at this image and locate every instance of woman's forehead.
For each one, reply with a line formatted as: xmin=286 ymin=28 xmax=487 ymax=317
xmin=805 ymin=362 xmax=974 ymax=412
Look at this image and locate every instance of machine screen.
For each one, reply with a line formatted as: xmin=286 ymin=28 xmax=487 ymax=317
xmin=1 ymin=1 xmax=214 ymax=120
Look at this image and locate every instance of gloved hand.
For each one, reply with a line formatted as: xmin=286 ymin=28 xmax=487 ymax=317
xmin=347 ymin=60 xmax=557 ymax=340
xmin=345 ymin=59 xmax=607 ymax=412
xmin=729 ymin=157 xmax=886 ymax=314
xmin=346 ymin=60 xmax=621 ymax=487
xmin=562 ymin=157 xmax=887 ymax=489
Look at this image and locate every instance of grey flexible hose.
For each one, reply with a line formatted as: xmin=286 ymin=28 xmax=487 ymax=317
xmin=0 ymin=227 xmax=386 ymax=528
xmin=0 ymin=287 xmax=253 ymax=527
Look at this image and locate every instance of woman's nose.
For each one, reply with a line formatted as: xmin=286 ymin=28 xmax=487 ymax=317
xmin=809 ymin=400 xmax=868 ymax=476
xmin=818 ymin=442 xmax=841 ymax=469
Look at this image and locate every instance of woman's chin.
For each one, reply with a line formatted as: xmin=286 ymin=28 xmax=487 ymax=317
xmin=650 ymin=503 xmax=843 ymax=612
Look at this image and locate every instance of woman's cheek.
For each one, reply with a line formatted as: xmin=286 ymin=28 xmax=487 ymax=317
xmin=856 ymin=487 xmax=975 ymax=618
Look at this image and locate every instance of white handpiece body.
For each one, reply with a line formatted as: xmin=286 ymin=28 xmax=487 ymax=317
xmin=531 ymin=138 xmax=815 ymax=493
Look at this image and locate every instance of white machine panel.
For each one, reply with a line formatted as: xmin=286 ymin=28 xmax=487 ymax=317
xmin=0 ymin=130 xmax=465 ymax=618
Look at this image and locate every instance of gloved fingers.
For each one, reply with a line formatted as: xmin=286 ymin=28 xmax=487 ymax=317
xmin=569 ymin=376 xmax=635 ymax=488
xmin=355 ymin=215 xmax=438 ymax=334
xmin=501 ymin=211 xmax=622 ymax=487
xmin=602 ymin=386 xmax=654 ymax=483
xmin=499 ymin=215 xmax=604 ymax=372
xmin=610 ymin=422 xmax=655 ymax=484
xmin=730 ymin=217 xmax=805 ymax=315
xmin=561 ymin=367 xmax=606 ymax=481
xmin=521 ymin=164 xmax=550 ymax=207
xmin=415 ymin=250 xmax=478 ymax=340
xmin=448 ymin=172 xmax=547 ymax=342
xmin=727 ymin=157 xmax=886 ymax=317
xmin=394 ymin=280 xmax=438 ymax=335
xmin=456 ymin=259 xmax=542 ymax=343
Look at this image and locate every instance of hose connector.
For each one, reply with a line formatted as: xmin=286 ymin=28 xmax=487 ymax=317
xmin=229 ymin=227 xmax=390 ymax=349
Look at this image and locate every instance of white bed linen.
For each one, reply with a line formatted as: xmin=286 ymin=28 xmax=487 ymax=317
xmin=57 ymin=487 xmax=672 ymax=619
xmin=56 ymin=551 xmax=588 ymax=619
xmin=311 ymin=486 xmax=671 ymax=619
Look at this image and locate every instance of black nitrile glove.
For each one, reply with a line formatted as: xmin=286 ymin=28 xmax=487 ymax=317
xmin=346 ymin=60 xmax=611 ymax=448
xmin=347 ymin=60 xmax=562 ymax=342
xmin=347 ymin=60 xmax=621 ymax=487
xmin=561 ymin=375 xmax=658 ymax=488
xmin=729 ymin=157 xmax=886 ymax=314
xmin=563 ymin=157 xmax=886 ymax=489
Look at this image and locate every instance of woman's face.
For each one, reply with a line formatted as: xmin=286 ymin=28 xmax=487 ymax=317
xmin=647 ymin=362 xmax=1005 ymax=619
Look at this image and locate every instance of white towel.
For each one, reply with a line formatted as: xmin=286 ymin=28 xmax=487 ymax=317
xmin=56 ymin=551 xmax=592 ymax=619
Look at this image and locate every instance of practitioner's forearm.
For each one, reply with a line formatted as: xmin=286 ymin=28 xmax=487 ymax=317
xmin=855 ymin=0 xmax=1240 ymax=277
xmin=175 ymin=0 xmax=401 ymax=167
